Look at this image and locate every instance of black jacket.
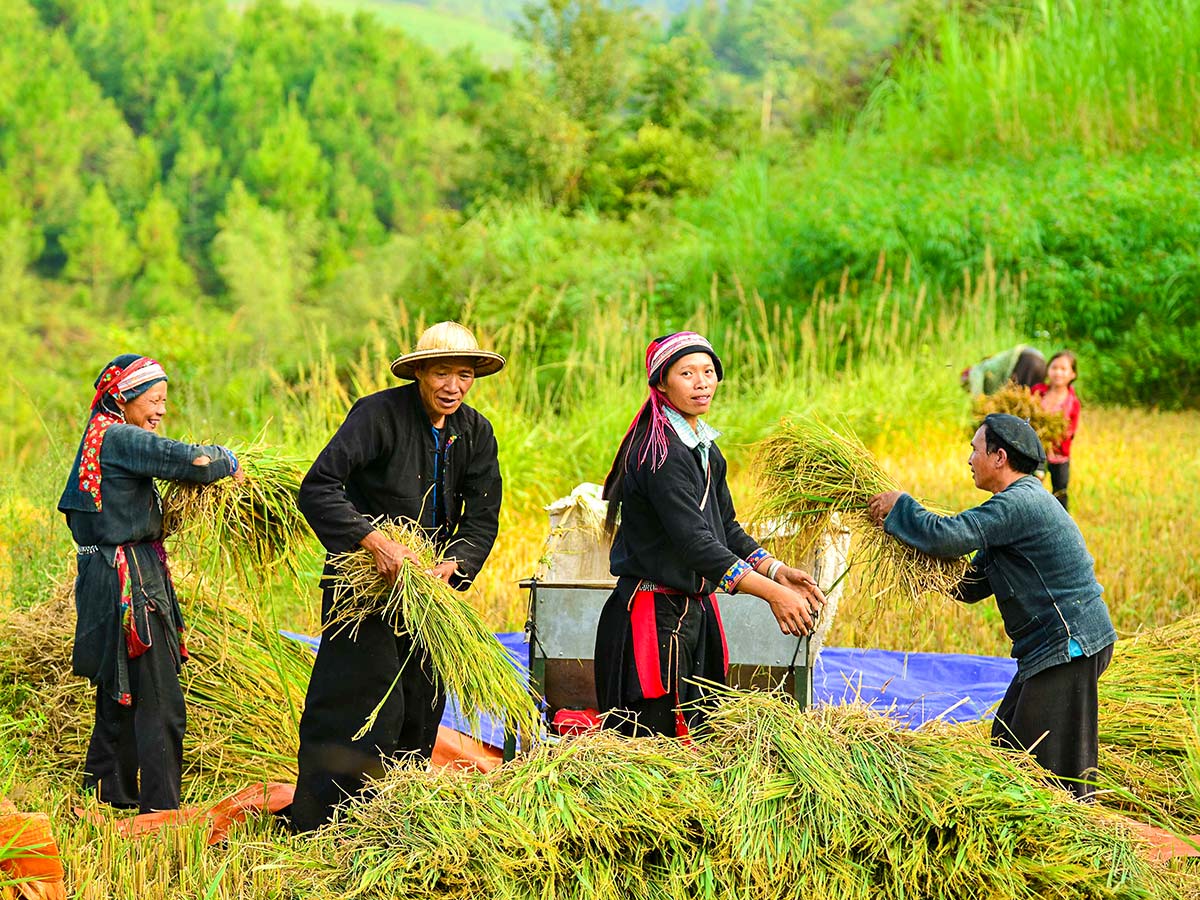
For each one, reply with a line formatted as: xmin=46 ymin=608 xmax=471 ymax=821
xmin=298 ymin=383 xmax=501 ymax=587
xmin=609 ymin=429 xmax=760 ymax=596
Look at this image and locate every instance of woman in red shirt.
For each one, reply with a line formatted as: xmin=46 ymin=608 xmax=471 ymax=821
xmin=1031 ymin=351 xmax=1080 ymax=512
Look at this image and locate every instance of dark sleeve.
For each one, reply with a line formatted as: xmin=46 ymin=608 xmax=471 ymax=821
xmin=105 ymin=425 xmax=233 ymax=484
xmin=297 ymin=400 xmax=387 ymax=554
xmin=640 ymin=450 xmax=743 ymax=587
xmin=445 ymin=419 xmax=502 ymax=589
xmin=953 ymin=550 xmax=993 ymax=604
xmin=883 ymin=492 xmax=1012 ymax=560
xmin=714 ymin=451 xmax=761 ymax=561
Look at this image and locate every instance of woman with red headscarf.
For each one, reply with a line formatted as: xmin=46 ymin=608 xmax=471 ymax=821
xmin=595 ymin=333 xmax=825 ymax=738
xmin=58 ymin=354 xmax=243 ymax=813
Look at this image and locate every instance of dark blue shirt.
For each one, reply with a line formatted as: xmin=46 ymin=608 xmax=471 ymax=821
xmin=884 ymin=476 xmax=1116 ymax=681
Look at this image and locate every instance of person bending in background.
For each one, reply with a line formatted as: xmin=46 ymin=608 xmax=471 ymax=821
xmin=1031 ymin=350 xmax=1081 ymax=511
xmin=595 ymin=331 xmax=825 ymax=739
xmin=290 ymin=322 xmax=504 ymax=832
xmin=59 ymin=354 xmax=243 ymax=813
xmin=960 ymin=345 xmax=1047 ymax=395
xmin=867 ymin=414 xmax=1116 ymax=800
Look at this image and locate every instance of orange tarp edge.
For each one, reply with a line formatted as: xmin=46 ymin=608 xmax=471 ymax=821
xmin=1 ymin=799 xmax=66 ymax=900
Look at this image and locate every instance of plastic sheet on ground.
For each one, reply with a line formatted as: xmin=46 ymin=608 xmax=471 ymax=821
xmin=284 ymin=630 xmax=1018 ymax=738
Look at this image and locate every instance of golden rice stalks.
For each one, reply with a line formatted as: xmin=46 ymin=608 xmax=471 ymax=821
xmin=755 ymin=418 xmax=968 ymax=600
xmin=160 ymin=443 xmax=311 ymax=585
xmin=288 ymin=692 xmax=1168 ymax=900
xmin=326 ymin=519 xmax=541 ymax=746
xmin=0 ymin=583 xmax=311 ymax=795
xmin=971 ymin=384 xmax=1069 ymax=452
xmin=1092 ymin=615 xmax=1200 ymax=831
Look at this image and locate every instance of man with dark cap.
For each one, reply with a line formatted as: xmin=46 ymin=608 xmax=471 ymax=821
xmin=867 ymin=414 xmax=1116 ymax=799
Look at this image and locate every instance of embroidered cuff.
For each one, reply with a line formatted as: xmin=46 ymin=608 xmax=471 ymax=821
xmin=746 ymin=547 xmax=771 ymax=569
xmin=720 ymin=559 xmax=752 ymax=593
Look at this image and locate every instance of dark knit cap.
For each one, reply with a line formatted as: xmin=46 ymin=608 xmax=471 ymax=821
xmin=983 ymin=413 xmax=1047 ymax=466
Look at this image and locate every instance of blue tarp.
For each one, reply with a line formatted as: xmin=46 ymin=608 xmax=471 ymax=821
xmin=282 ymin=630 xmax=1017 ymax=743
xmin=280 ymin=630 xmax=527 ymax=749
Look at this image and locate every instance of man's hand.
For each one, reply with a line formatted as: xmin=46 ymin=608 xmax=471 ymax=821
xmin=428 ymin=560 xmax=460 ymax=584
xmin=360 ymin=530 xmax=420 ymax=584
xmin=867 ymin=490 xmax=904 ymax=526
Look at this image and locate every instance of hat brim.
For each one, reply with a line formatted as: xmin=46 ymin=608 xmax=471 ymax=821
xmin=390 ymin=349 xmax=506 ymax=380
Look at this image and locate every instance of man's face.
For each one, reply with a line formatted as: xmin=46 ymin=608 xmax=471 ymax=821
xmin=968 ymin=425 xmax=1000 ymax=493
xmin=415 ymin=358 xmax=476 ymax=422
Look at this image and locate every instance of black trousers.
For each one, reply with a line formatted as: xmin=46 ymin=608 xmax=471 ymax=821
xmin=1048 ymin=461 xmax=1070 ymax=511
xmin=991 ymin=643 xmax=1113 ymax=800
xmin=83 ymin=607 xmax=186 ymax=813
xmin=290 ymin=602 xmax=445 ymax=832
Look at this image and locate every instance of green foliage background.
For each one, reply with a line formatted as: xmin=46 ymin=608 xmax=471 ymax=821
xmin=1 ymin=0 xmax=1198 ymax=463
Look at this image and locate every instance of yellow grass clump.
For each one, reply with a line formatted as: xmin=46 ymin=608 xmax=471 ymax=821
xmin=754 ymin=417 xmax=969 ymax=602
xmin=326 ymin=518 xmax=542 ymax=746
xmin=971 ymin=383 xmax=1069 ymax=453
xmin=159 ymin=443 xmax=311 ymax=585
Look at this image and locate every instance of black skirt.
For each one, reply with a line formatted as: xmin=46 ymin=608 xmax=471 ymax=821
xmin=593 ymin=579 xmax=728 ymax=737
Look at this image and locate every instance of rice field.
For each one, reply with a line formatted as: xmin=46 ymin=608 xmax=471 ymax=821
xmin=1 ymin=280 xmax=1198 ymax=896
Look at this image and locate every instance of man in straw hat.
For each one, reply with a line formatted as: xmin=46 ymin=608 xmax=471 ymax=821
xmin=867 ymin=414 xmax=1116 ymax=800
xmin=291 ymin=322 xmax=505 ymax=831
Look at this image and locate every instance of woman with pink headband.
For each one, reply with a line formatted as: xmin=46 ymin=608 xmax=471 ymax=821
xmin=595 ymin=332 xmax=825 ymax=737
xmin=58 ymin=353 xmax=243 ymax=813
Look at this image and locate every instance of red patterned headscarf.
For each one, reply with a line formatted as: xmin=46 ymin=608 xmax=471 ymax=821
xmin=58 ymin=355 xmax=168 ymax=513
xmin=618 ymin=332 xmax=723 ymax=474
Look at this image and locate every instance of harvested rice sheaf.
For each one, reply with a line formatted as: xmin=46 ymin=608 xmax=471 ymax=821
xmin=0 ymin=585 xmax=311 ymax=793
xmin=160 ymin=443 xmax=311 ymax=585
xmin=1095 ymin=616 xmax=1200 ymax=832
xmin=326 ymin=519 xmax=542 ymax=745
xmin=971 ymin=383 xmax=1069 ymax=452
xmin=755 ymin=418 xmax=968 ymax=600
xmin=295 ymin=692 xmax=1177 ymax=900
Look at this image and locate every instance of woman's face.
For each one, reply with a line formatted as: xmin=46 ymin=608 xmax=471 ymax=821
xmin=657 ymin=352 xmax=719 ymax=422
xmin=118 ymin=382 xmax=168 ymax=431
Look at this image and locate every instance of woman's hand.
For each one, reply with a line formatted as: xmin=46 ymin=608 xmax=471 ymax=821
xmin=360 ymin=530 xmax=420 ymax=584
xmin=231 ymin=465 xmax=247 ymax=483
xmin=772 ymin=566 xmax=826 ymax=612
xmin=763 ymin=580 xmax=816 ymax=637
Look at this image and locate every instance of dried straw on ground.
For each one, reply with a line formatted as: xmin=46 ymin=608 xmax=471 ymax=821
xmin=0 ymin=583 xmax=311 ymax=795
xmin=160 ymin=444 xmax=310 ymax=585
xmin=1094 ymin=615 xmax=1200 ymax=832
xmin=755 ymin=418 xmax=968 ymax=600
xmin=326 ymin=519 xmax=541 ymax=745
xmin=291 ymin=691 xmax=1174 ymax=900
xmin=971 ymin=383 xmax=1069 ymax=452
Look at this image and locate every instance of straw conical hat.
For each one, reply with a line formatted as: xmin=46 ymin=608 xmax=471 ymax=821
xmin=390 ymin=322 xmax=506 ymax=379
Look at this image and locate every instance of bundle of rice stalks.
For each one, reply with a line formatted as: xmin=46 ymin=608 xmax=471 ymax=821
xmin=0 ymin=581 xmax=311 ymax=795
xmin=288 ymin=691 xmax=1172 ymax=900
xmin=326 ymin=519 xmax=541 ymax=745
xmin=1094 ymin=615 xmax=1200 ymax=831
xmin=971 ymin=384 xmax=1069 ymax=451
xmin=160 ymin=443 xmax=311 ymax=585
xmin=755 ymin=418 xmax=968 ymax=600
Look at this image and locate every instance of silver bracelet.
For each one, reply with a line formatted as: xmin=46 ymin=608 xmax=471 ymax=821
xmin=766 ymin=559 xmax=785 ymax=582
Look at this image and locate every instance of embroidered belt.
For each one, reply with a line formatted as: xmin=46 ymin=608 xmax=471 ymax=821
xmin=75 ymin=544 xmax=100 ymax=555
xmin=637 ymin=580 xmax=683 ymax=595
